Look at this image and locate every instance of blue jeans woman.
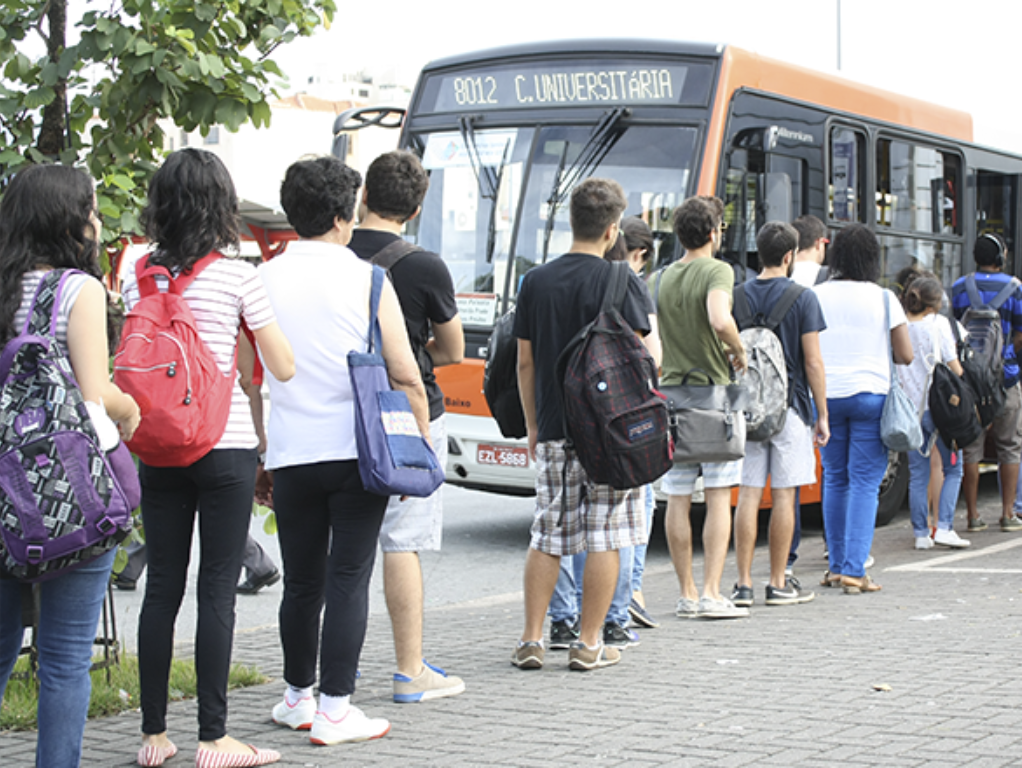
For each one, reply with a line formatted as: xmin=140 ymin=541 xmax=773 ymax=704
xmin=820 ymin=393 xmax=888 ymax=581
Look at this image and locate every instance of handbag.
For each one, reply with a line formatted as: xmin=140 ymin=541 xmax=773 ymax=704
xmin=660 ymin=369 xmax=750 ymax=464
xmin=348 ymin=266 xmax=446 ymax=497
xmin=880 ymin=291 xmax=924 ymax=452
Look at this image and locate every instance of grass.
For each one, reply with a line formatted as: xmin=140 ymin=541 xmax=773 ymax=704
xmin=0 ymin=654 xmax=266 ymax=731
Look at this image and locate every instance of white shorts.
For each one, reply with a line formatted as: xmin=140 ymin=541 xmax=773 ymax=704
xmin=661 ymin=458 xmax=743 ymax=497
xmin=740 ymin=408 xmax=817 ymax=489
xmin=378 ymin=415 xmax=447 ymax=553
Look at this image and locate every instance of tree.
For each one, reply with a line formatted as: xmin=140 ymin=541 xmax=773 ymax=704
xmin=0 ymin=0 xmax=335 ymax=240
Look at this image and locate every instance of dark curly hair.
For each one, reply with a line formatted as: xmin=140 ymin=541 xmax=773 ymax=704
xmin=829 ymin=223 xmax=880 ymax=282
xmin=280 ymin=156 xmax=363 ymax=238
xmin=672 ymin=196 xmax=723 ymax=251
xmin=0 ymin=164 xmax=105 ymax=346
xmin=140 ymin=148 xmax=241 ymax=272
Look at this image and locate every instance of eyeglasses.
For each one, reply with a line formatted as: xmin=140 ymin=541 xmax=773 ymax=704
xmin=719 ymin=220 xmax=728 ymax=233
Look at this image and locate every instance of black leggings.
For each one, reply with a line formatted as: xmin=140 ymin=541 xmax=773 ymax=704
xmin=137 ymin=448 xmax=258 ymax=741
xmin=273 ymin=460 xmax=387 ymax=697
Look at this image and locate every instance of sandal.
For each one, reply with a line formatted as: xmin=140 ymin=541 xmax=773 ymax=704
xmin=841 ymin=575 xmax=881 ymax=594
xmin=820 ymin=570 xmax=842 ymax=588
xmin=195 ymin=745 xmax=280 ymax=768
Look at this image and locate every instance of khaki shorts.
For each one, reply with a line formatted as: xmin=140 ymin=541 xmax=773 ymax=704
xmin=529 ymin=440 xmax=646 ymax=556
xmin=741 ymin=408 xmax=817 ymax=489
xmin=963 ymin=383 xmax=1022 ymax=465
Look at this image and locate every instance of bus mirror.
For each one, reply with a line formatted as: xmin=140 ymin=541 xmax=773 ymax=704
xmin=763 ymin=172 xmax=793 ymax=223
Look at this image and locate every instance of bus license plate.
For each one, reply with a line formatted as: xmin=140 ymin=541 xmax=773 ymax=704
xmin=477 ymin=444 xmax=529 ymax=468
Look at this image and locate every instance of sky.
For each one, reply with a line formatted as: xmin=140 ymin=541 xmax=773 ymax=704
xmin=270 ymin=0 xmax=1022 ymax=155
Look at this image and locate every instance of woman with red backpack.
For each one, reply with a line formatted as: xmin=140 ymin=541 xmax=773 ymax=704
xmin=121 ymin=149 xmax=294 ymax=768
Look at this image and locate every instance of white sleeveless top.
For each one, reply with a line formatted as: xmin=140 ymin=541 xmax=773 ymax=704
xmin=258 ymin=240 xmax=374 ymax=470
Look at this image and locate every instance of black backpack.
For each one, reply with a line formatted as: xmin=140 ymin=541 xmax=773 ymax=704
xmin=483 ymin=308 xmax=527 ymax=439
xmin=928 ymin=358 xmax=983 ymax=452
xmin=953 ymin=274 xmax=1019 ymax=426
xmin=556 ymin=262 xmax=671 ymax=489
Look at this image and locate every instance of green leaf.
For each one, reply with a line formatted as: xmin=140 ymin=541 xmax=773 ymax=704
xmin=214 ymin=98 xmax=246 ymax=130
xmin=23 ymin=86 xmax=56 ymax=109
xmin=108 ymin=173 xmax=135 ymax=191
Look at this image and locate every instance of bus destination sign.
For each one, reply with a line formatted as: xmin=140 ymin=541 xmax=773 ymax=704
xmin=426 ymin=61 xmax=702 ymax=113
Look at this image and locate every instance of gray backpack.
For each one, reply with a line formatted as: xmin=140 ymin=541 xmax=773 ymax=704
xmin=732 ymin=282 xmax=804 ymax=441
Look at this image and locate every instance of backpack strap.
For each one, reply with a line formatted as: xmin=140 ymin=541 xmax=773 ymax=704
xmin=987 ymin=276 xmax=1021 ymax=311
xmin=732 ymin=283 xmax=753 ymax=329
xmin=762 ymin=282 xmax=806 ymax=332
xmin=371 ymin=239 xmax=422 ymax=272
xmin=136 ymin=251 xmax=222 ymax=298
xmin=602 ymin=261 xmax=630 ymax=314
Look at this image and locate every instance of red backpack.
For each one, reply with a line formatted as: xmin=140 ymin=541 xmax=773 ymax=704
xmin=113 ymin=252 xmax=234 ymax=467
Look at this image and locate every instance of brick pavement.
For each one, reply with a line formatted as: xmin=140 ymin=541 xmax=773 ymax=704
xmin=4 ymin=506 xmax=1022 ymax=767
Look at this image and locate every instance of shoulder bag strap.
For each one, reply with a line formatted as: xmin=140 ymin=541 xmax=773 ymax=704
xmin=366 ymin=265 xmax=385 ymax=354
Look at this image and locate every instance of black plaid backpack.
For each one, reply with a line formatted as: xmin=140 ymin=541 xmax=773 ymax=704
xmin=0 ymin=270 xmax=139 ymax=581
xmin=556 ymin=262 xmax=672 ymax=489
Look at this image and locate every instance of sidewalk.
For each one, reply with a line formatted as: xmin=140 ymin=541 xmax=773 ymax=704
xmin=4 ymin=510 xmax=1022 ymax=767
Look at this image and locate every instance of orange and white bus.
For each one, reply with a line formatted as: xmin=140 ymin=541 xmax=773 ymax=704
xmin=346 ymin=39 xmax=1022 ymax=523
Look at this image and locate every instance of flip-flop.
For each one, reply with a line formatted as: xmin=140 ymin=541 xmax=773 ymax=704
xmin=137 ymin=741 xmax=177 ymax=767
xmin=194 ymin=744 xmax=281 ymax=768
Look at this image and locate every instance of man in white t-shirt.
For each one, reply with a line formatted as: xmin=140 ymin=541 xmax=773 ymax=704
xmin=791 ymin=215 xmax=829 ymax=288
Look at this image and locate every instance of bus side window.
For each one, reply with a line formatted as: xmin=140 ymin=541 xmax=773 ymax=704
xmin=977 ymin=170 xmax=1020 ymax=275
xmin=830 ymin=126 xmax=866 ymax=223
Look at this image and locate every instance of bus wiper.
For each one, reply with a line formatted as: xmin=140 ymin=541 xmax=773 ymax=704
xmin=540 ymin=107 xmax=630 ymax=264
xmin=459 ymin=115 xmax=511 ymax=264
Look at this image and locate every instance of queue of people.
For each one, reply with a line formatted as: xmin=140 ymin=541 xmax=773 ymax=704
xmin=0 ymin=148 xmax=465 ymax=767
xmin=2 ymin=152 xmax=1021 ymax=767
xmin=511 ymin=189 xmax=1022 ymax=674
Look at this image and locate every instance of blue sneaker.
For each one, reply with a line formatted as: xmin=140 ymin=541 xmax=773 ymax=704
xmin=602 ymin=622 xmax=640 ymax=648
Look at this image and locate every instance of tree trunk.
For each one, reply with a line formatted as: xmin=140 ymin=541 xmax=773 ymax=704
xmin=36 ymin=0 xmax=68 ymax=159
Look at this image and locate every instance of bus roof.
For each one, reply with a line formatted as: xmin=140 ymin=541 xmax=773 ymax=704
xmin=720 ymin=46 xmax=972 ymax=142
xmin=421 ymin=38 xmax=973 ymax=142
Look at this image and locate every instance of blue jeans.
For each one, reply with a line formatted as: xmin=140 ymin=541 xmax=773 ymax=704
xmin=549 ymin=547 xmax=634 ymax=627
xmin=0 ymin=548 xmax=116 ymax=768
xmin=909 ymin=412 xmax=963 ymax=537
xmin=630 ymin=485 xmax=655 ymax=593
xmin=820 ymin=393 xmax=888 ymax=578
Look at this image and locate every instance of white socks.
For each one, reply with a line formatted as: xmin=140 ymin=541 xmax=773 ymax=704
xmin=318 ymin=693 xmax=351 ymax=720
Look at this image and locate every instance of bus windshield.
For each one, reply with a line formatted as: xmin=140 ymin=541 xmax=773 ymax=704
xmin=409 ymin=122 xmax=699 ymax=329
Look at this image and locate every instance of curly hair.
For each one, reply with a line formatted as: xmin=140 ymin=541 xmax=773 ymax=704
xmin=280 ymin=156 xmax=363 ymax=238
xmin=0 ymin=164 xmax=104 ymax=346
xmin=140 ymin=148 xmax=241 ymax=272
xmin=672 ymin=196 xmax=723 ymax=251
xmin=829 ymin=223 xmax=880 ymax=282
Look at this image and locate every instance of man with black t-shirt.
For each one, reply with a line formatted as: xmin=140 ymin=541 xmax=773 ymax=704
xmin=348 ymin=150 xmax=466 ymax=703
xmin=510 ymin=178 xmax=657 ymax=672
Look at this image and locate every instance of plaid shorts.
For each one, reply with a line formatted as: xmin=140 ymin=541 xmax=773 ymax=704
xmin=530 ymin=440 xmax=647 ymax=556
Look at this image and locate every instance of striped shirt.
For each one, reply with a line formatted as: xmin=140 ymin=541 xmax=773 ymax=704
xmin=121 ymin=254 xmax=276 ymax=451
xmin=14 ymin=270 xmax=91 ymax=348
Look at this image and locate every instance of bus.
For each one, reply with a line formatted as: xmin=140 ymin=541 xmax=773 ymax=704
xmin=351 ymin=39 xmax=1022 ymax=523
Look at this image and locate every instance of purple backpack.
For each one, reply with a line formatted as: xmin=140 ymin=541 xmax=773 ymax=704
xmin=0 ymin=270 xmax=140 ymax=581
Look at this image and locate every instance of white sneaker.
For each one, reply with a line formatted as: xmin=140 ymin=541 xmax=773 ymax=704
xmin=696 ymin=596 xmax=750 ymax=619
xmin=934 ymin=528 xmax=971 ymax=548
xmin=914 ymin=536 xmax=934 ymax=550
xmin=309 ymin=706 xmax=391 ymax=745
xmin=272 ymin=695 xmax=315 ymax=730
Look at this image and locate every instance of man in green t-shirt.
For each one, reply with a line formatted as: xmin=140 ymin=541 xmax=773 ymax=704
xmin=658 ymin=196 xmax=749 ymax=620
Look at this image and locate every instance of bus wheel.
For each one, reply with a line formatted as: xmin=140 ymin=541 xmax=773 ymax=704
xmin=876 ymin=451 xmax=909 ymax=527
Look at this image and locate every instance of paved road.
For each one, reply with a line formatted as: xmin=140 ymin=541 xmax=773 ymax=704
xmin=3 ymin=477 xmax=1022 ymax=766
